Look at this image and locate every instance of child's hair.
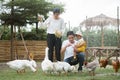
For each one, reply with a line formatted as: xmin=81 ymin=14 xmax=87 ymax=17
xmin=67 ymin=31 xmax=75 ymax=37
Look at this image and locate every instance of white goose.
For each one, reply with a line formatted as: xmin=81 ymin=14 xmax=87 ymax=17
xmin=41 ymin=47 xmax=54 ymax=74
xmin=6 ymin=53 xmax=37 ymax=73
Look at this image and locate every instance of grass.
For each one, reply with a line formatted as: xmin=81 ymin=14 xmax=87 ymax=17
xmin=0 ymin=63 xmax=120 ymax=80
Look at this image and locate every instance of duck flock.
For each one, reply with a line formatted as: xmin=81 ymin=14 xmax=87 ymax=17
xmin=6 ymin=47 xmax=100 ymax=75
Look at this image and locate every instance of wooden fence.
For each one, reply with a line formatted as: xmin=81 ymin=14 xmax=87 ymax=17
xmin=0 ymin=40 xmax=47 ymax=61
xmin=0 ymin=40 xmax=120 ymax=62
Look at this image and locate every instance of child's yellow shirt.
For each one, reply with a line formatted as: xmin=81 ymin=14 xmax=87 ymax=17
xmin=76 ymin=39 xmax=86 ymax=52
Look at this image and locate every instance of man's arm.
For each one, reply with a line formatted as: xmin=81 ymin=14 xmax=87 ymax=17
xmin=61 ymin=19 xmax=65 ymax=34
xmin=43 ymin=17 xmax=50 ymax=27
xmin=61 ymin=46 xmax=67 ymax=54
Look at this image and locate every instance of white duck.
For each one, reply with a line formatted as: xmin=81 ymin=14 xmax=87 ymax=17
xmin=53 ymin=61 xmax=75 ymax=74
xmin=6 ymin=53 xmax=37 ymax=73
xmin=41 ymin=47 xmax=54 ymax=74
xmin=53 ymin=61 xmax=64 ymax=74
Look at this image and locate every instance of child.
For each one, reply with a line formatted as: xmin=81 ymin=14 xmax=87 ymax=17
xmin=73 ymin=31 xmax=86 ymax=59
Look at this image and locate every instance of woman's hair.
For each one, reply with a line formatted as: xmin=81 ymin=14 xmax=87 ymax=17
xmin=67 ymin=31 xmax=75 ymax=37
xmin=53 ymin=8 xmax=60 ymax=14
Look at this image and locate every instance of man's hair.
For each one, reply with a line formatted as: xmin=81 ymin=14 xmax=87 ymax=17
xmin=53 ymin=8 xmax=60 ymax=14
xmin=67 ymin=31 xmax=75 ymax=37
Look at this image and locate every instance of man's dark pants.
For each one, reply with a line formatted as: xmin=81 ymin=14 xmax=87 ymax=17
xmin=47 ymin=34 xmax=61 ymax=62
xmin=64 ymin=52 xmax=85 ymax=71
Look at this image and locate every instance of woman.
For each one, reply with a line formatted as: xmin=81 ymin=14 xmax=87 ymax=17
xmin=61 ymin=31 xmax=85 ymax=72
xmin=44 ymin=8 xmax=64 ymax=62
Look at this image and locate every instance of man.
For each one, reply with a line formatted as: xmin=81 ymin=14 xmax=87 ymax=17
xmin=61 ymin=31 xmax=86 ymax=72
xmin=44 ymin=8 xmax=64 ymax=62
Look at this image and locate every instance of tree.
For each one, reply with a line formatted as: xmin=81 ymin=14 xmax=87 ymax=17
xmin=0 ymin=0 xmax=64 ymax=32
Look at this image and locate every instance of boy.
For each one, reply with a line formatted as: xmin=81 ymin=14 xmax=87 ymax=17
xmin=44 ymin=8 xmax=64 ymax=61
xmin=73 ymin=31 xmax=86 ymax=59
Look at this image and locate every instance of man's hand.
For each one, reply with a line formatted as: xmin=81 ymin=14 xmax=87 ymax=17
xmin=55 ymin=30 xmax=62 ymax=38
xmin=74 ymin=47 xmax=79 ymax=52
xmin=61 ymin=43 xmax=72 ymax=54
xmin=65 ymin=43 xmax=72 ymax=48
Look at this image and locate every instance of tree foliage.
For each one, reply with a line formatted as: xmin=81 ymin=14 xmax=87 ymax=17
xmin=1 ymin=27 xmax=47 ymax=40
xmin=63 ymin=27 xmax=117 ymax=47
xmin=1 ymin=25 xmax=118 ymax=47
xmin=0 ymin=0 xmax=64 ymax=26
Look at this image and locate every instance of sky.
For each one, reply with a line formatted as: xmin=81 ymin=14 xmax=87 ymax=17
xmin=58 ymin=0 xmax=120 ymax=27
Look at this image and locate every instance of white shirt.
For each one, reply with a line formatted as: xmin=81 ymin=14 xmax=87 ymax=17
xmin=62 ymin=40 xmax=77 ymax=60
xmin=44 ymin=16 xmax=65 ymax=34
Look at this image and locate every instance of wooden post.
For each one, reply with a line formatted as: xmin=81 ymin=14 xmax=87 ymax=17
xmin=10 ymin=25 xmax=14 ymax=60
xmin=36 ymin=14 xmax=38 ymax=34
xmin=117 ymin=6 xmax=120 ymax=48
xmin=101 ymin=25 xmax=104 ymax=47
xmin=10 ymin=0 xmax=14 ymax=60
xmin=86 ymin=16 xmax=89 ymax=47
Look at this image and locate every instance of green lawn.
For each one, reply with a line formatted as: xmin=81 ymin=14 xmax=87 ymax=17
xmin=0 ymin=63 xmax=120 ymax=80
